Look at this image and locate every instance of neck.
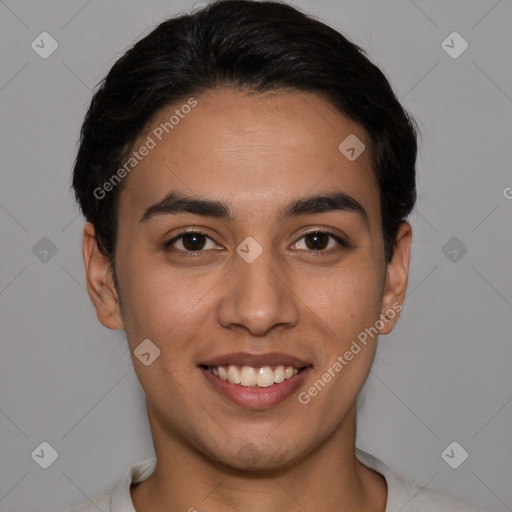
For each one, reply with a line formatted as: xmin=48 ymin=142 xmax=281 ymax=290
xmin=131 ymin=405 xmax=387 ymax=512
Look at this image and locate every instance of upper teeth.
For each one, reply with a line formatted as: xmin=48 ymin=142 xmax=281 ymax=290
xmin=208 ymin=365 xmax=299 ymax=387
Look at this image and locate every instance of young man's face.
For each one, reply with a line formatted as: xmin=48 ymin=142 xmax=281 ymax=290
xmin=84 ymin=89 xmax=410 ymax=471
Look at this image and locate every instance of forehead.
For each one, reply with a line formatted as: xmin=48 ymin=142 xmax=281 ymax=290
xmin=118 ymin=88 xmax=380 ymax=225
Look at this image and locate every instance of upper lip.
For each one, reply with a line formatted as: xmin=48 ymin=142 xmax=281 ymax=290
xmin=200 ymin=352 xmax=311 ymax=368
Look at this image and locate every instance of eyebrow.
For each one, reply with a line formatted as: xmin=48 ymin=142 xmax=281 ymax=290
xmin=140 ymin=190 xmax=369 ymax=226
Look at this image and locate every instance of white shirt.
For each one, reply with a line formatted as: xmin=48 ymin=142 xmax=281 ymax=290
xmin=68 ymin=449 xmax=481 ymax=512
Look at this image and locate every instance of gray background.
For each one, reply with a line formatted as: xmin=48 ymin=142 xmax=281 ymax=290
xmin=0 ymin=0 xmax=511 ymax=510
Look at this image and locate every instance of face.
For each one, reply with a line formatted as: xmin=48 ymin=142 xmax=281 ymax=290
xmin=84 ymin=89 xmax=411 ymax=471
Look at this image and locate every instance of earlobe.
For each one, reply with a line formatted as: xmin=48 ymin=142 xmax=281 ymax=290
xmin=82 ymin=223 xmax=124 ymax=330
xmin=379 ymin=222 xmax=412 ymax=335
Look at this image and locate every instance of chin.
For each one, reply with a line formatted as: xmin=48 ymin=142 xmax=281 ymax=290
xmin=202 ymin=437 xmax=305 ymax=473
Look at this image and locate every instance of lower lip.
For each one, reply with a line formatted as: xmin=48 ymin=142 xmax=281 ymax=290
xmin=200 ymin=367 xmax=312 ymax=409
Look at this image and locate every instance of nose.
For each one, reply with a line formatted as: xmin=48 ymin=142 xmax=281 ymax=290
xmin=216 ymin=243 xmax=300 ymax=337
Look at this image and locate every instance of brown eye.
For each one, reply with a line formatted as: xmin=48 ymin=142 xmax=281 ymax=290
xmin=304 ymin=232 xmax=330 ymax=250
xmin=164 ymin=231 xmax=219 ymax=253
xmin=291 ymin=230 xmax=348 ymax=252
xmin=181 ymin=233 xmax=207 ymax=251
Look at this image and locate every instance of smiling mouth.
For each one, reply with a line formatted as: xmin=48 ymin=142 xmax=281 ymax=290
xmin=200 ymin=364 xmax=307 ymax=388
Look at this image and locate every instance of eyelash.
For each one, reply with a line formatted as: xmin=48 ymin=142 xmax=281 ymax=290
xmin=163 ymin=229 xmax=350 ymax=255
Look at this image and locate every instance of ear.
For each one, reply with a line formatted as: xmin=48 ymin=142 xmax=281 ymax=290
xmin=82 ymin=223 xmax=123 ymax=330
xmin=378 ymin=222 xmax=412 ymax=335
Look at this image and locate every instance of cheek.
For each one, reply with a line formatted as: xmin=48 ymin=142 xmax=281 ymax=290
xmin=303 ymin=263 xmax=383 ymax=343
xmin=117 ymin=256 xmax=218 ymax=348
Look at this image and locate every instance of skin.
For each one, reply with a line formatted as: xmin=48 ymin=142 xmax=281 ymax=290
xmin=83 ymin=89 xmax=411 ymax=512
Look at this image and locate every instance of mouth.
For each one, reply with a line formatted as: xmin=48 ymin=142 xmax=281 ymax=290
xmin=198 ymin=352 xmax=312 ymax=409
xmin=201 ymin=364 xmax=305 ymax=387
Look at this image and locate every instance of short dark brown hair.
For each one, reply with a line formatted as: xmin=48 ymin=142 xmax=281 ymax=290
xmin=72 ymin=0 xmax=418 ymax=266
